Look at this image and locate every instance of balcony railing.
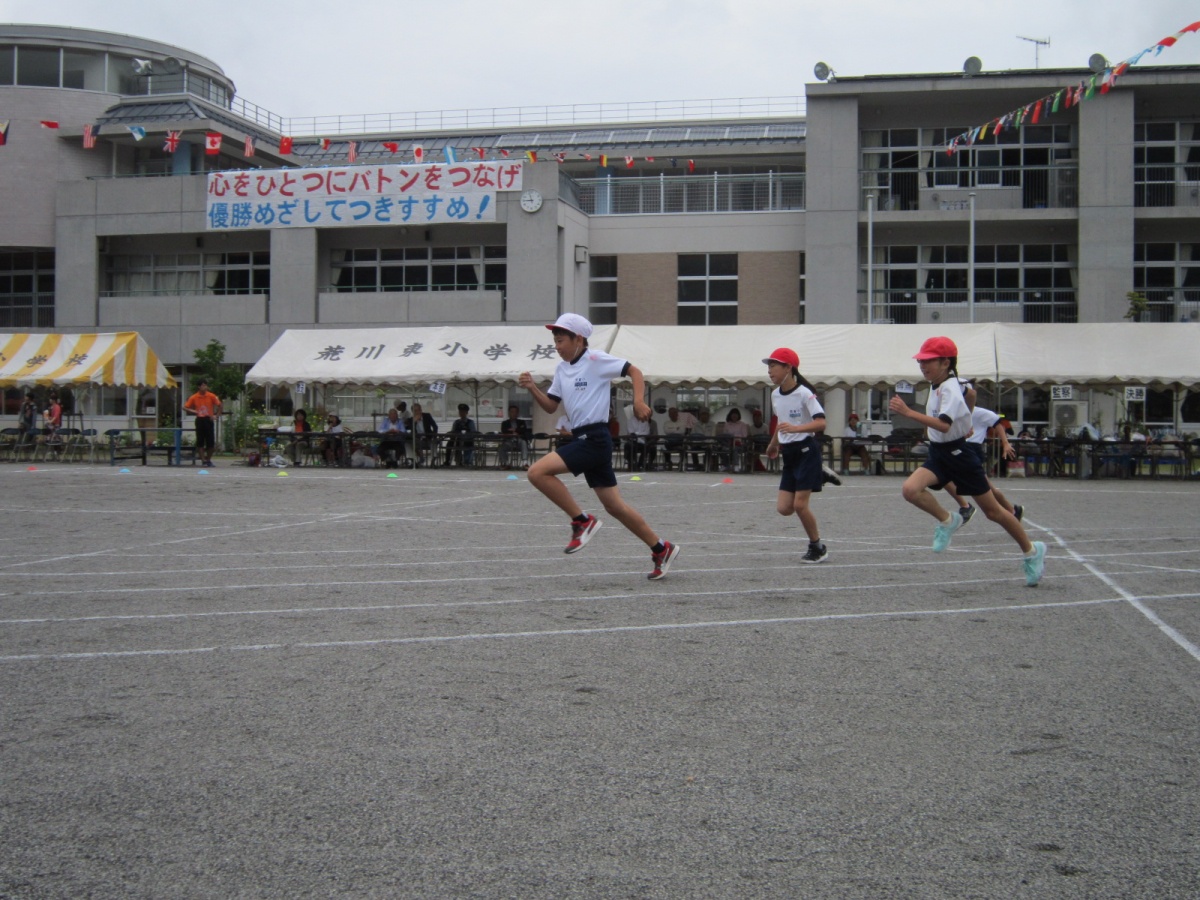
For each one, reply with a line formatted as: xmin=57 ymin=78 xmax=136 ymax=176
xmin=858 ymin=288 xmax=1079 ymax=324
xmin=860 ymin=164 xmax=1079 ymax=212
xmin=1133 ymin=289 xmax=1200 ymax=322
xmin=572 ymin=173 xmax=805 ymax=215
xmin=1135 ymin=162 xmax=1200 ymax=208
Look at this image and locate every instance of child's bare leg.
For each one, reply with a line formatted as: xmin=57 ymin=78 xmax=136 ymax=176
xmin=593 ymin=484 xmax=659 ymax=548
xmin=526 ymin=452 xmax=584 ymax=519
xmin=900 ymin=468 xmax=952 ymax=522
xmin=987 ymin=482 xmax=1015 ymax=514
xmin=974 ymin=490 xmax=1032 ymax=552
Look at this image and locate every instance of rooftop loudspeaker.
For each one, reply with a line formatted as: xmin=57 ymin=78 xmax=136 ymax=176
xmin=813 ymin=61 xmax=836 ymax=83
xmin=1088 ymin=53 xmax=1108 ymax=73
xmin=963 ymin=56 xmax=982 ymax=76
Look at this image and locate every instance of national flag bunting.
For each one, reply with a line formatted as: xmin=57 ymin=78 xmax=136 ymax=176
xmin=624 ymin=156 xmax=634 ymax=168
xmin=687 ymin=159 xmax=695 ymax=173
xmin=347 ymin=140 xmax=357 ymax=163
xmin=382 ymin=141 xmax=399 ymax=154
xmin=82 ymin=124 xmax=96 ymax=149
xmin=205 ymin=132 xmax=222 ymax=155
xmin=553 ymin=152 xmax=565 ymax=163
xmin=413 ymin=145 xmax=424 ymax=162
xmin=444 ymin=146 xmax=458 ymax=164
xmin=128 ymin=126 xmax=146 ymax=141
xmin=474 ymin=147 xmax=487 ymax=159
xmin=599 ymin=154 xmax=607 ymax=167
xmin=279 ymin=136 xmax=294 ymax=154
xmin=320 ymin=138 xmax=331 ymax=151
xmin=244 ymin=135 xmax=255 ymax=157
xmin=40 ymin=120 xmax=59 ymax=129
xmin=164 ymin=131 xmax=181 ymax=153
xmin=0 ymin=120 xmax=9 ymax=147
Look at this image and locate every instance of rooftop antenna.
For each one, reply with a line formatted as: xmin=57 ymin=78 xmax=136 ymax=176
xmin=1017 ymin=35 xmax=1050 ymax=68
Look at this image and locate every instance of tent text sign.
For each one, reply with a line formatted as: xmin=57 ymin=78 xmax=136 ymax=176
xmin=205 ymin=162 xmax=524 ymax=230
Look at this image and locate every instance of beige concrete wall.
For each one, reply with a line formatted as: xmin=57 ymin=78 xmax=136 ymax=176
xmin=616 ymin=254 xmax=676 ymax=324
xmin=738 ymin=252 xmax=800 ymax=324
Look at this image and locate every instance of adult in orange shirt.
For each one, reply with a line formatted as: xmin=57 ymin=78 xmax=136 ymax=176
xmin=183 ymin=379 xmax=222 ymax=466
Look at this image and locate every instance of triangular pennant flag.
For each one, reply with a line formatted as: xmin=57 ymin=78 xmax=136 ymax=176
xmin=474 ymin=147 xmax=486 ymax=159
xmin=624 ymin=156 xmax=634 ymax=168
xmin=320 ymin=138 xmax=331 ymax=151
xmin=128 ymin=125 xmax=146 ymax=141
xmin=1051 ymin=90 xmax=1062 ymax=114
xmin=279 ymin=135 xmax=294 ymax=154
xmin=1032 ymin=99 xmax=1043 ymax=124
xmin=244 ymin=135 xmax=255 ymax=157
xmin=40 ymin=120 xmax=59 ymax=129
xmin=205 ymin=132 xmax=222 ymax=155
xmin=687 ymin=159 xmax=695 ymax=173
xmin=526 ymin=150 xmax=538 ymax=163
xmin=444 ymin=145 xmax=458 ymax=164
xmin=164 ymin=130 xmax=181 ymax=153
xmin=499 ymin=149 xmax=510 ymax=157
xmin=0 ymin=120 xmax=9 ymax=147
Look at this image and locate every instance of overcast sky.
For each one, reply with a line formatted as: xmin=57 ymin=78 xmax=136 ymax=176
xmin=3 ymin=0 xmax=1200 ymax=120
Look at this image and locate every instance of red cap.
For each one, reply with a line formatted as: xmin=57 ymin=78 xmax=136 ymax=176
xmin=762 ymin=347 xmax=800 ymax=368
xmin=914 ymin=336 xmax=958 ymax=360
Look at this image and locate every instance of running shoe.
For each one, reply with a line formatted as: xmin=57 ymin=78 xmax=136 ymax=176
xmin=932 ymin=510 xmax=963 ymax=553
xmin=565 ymin=515 xmax=600 ymax=554
xmin=1023 ymin=541 xmax=1047 ymax=587
xmin=959 ymin=504 xmax=976 ymax=525
xmin=801 ymin=542 xmax=828 ymax=564
xmin=648 ymin=541 xmax=680 ymax=580
xmin=822 ymin=465 xmax=842 ymax=486
xmin=1013 ymin=504 xmax=1024 ymax=522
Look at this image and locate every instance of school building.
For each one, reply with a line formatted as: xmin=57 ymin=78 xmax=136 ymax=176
xmin=2 ymin=24 xmax=1199 ymax=435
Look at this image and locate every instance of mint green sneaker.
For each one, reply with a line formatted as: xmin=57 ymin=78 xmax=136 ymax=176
xmin=932 ymin=510 xmax=963 ymax=553
xmin=1024 ymin=542 xmax=1047 ymax=587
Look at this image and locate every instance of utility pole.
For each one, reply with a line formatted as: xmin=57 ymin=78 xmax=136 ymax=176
xmin=1017 ymin=35 xmax=1050 ymax=68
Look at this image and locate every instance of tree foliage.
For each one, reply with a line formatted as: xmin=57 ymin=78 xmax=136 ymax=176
xmin=192 ymin=339 xmax=246 ymax=401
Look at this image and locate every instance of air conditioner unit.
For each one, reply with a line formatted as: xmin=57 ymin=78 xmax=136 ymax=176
xmin=1052 ymin=400 xmax=1089 ymax=428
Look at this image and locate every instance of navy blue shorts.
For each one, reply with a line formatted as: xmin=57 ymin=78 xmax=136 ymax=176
xmin=922 ymin=439 xmax=990 ymax=496
xmin=556 ymin=423 xmax=617 ymax=489
xmin=778 ymin=438 xmax=823 ymax=494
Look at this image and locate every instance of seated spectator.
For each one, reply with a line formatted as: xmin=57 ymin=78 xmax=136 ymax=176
xmin=322 ymin=414 xmax=346 ymax=466
xmin=446 ymin=403 xmax=477 ymax=466
xmin=499 ymin=404 xmax=530 ymax=469
xmin=840 ymin=412 xmax=873 ymax=474
xmin=288 ymin=409 xmax=313 ymax=465
xmin=406 ymin=403 xmax=438 ymax=467
xmin=378 ymin=407 xmax=408 ymax=468
xmin=717 ymin=408 xmax=750 ymax=471
xmin=661 ymin=406 xmax=696 ymax=470
xmin=624 ymin=403 xmax=651 ymax=470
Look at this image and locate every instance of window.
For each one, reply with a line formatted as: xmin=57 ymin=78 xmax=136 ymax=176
xmin=677 ymin=253 xmax=737 ymax=325
xmin=0 ymin=47 xmax=13 ymax=85
xmin=104 ymin=252 xmax=269 ymax=296
xmin=1133 ymin=243 xmax=1200 ymax=322
xmin=332 ymin=245 xmax=506 ymax=293
xmin=589 ymin=256 xmax=617 ymax=325
xmin=0 ymin=251 xmax=55 ymax=328
xmin=16 ymin=46 xmax=58 ymax=87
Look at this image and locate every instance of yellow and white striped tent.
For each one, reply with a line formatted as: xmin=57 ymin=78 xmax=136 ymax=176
xmin=0 ymin=332 xmax=176 ymax=389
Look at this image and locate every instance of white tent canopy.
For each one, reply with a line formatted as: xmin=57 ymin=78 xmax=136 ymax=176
xmin=245 ymin=323 xmax=1199 ymax=392
xmin=0 ymin=331 xmax=176 ymax=388
xmin=245 ymin=325 xmax=618 ymax=388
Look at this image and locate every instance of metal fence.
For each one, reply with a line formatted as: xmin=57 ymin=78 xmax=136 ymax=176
xmin=858 ymin=289 xmax=1079 ymax=324
xmin=860 ymin=164 xmax=1079 ymax=212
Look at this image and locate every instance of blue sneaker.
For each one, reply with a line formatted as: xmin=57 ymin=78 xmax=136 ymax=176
xmin=1024 ymin=542 xmax=1047 ymax=587
xmin=932 ymin=510 xmax=963 ymax=553
xmin=959 ymin=504 xmax=976 ymax=525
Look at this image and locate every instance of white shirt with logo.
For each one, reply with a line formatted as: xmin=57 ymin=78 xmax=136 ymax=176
xmin=547 ymin=349 xmax=628 ymax=429
xmin=926 ymin=379 xmax=972 ymax=443
xmin=771 ymin=384 xmax=824 ymax=445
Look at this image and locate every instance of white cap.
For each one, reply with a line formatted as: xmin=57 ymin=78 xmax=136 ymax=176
xmin=546 ymin=312 xmax=593 ymax=338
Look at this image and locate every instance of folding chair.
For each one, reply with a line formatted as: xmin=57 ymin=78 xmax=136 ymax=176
xmin=0 ymin=427 xmax=20 ymax=462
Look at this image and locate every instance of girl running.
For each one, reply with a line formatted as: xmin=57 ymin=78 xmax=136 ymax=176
xmin=889 ymin=336 xmax=1046 ymax=586
xmin=763 ymin=348 xmax=829 ymax=563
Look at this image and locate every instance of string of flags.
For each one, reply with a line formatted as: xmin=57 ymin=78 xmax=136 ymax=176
xmin=0 ymin=113 xmax=697 ymax=169
xmin=946 ymin=19 xmax=1200 ymax=154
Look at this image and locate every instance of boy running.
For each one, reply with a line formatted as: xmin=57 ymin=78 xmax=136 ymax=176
xmin=519 ymin=314 xmax=681 ymax=580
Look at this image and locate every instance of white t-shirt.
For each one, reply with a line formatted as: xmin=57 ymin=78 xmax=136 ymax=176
xmin=770 ymin=384 xmax=825 ymax=445
xmin=547 ymin=348 xmax=628 ymax=430
xmin=967 ymin=406 xmax=1001 ymax=445
xmin=626 ymin=406 xmax=650 ymax=438
xmin=926 ymin=379 xmax=972 ymax=443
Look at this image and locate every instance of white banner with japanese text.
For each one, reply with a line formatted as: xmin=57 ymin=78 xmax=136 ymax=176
xmin=205 ymin=162 xmax=523 ymax=230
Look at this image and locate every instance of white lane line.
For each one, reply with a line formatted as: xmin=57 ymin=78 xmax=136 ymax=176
xmin=1038 ymin=521 xmax=1200 ymax=664
xmin=0 ymin=597 xmax=1119 ymax=663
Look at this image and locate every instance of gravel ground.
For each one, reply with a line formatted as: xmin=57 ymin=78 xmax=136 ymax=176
xmin=1 ymin=461 xmax=1198 ymax=899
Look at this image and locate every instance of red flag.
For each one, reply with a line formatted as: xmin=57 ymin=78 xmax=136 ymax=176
xmin=279 ymin=135 xmax=294 ymax=154
xmin=414 ymin=144 xmax=424 ymax=162
xmin=40 ymin=120 xmax=59 ymax=129
xmin=1031 ymin=100 xmax=1043 ymax=124
xmin=687 ymin=159 xmax=695 ymax=174
xmin=163 ymin=131 xmax=180 ymax=152
xmin=500 ymin=149 xmax=510 ymax=157
xmin=624 ymin=156 xmax=634 ymax=168
xmin=82 ymin=124 xmax=96 ymax=149
xmin=320 ymin=138 xmax=331 ymax=151
xmin=527 ymin=150 xmax=538 ymax=163
xmin=205 ymin=132 xmax=222 ymax=155
xmin=0 ymin=120 xmax=9 ymax=147
xmin=347 ymin=140 xmax=357 ymax=163
xmin=244 ymin=135 xmax=255 ymax=157
xmin=382 ymin=141 xmax=399 ymax=154
xmin=645 ymin=156 xmax=655 ymax=162
xmin=474 ymin=147 xmax=486 ymax=159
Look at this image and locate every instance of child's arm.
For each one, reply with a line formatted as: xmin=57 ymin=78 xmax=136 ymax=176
xmin=889 ymin=395 xmax=951 ymax=433
xmin=519 ymin=371 xmax=560 ymax=415
xmin=626 ymin=364 xmax=651 ymax=421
